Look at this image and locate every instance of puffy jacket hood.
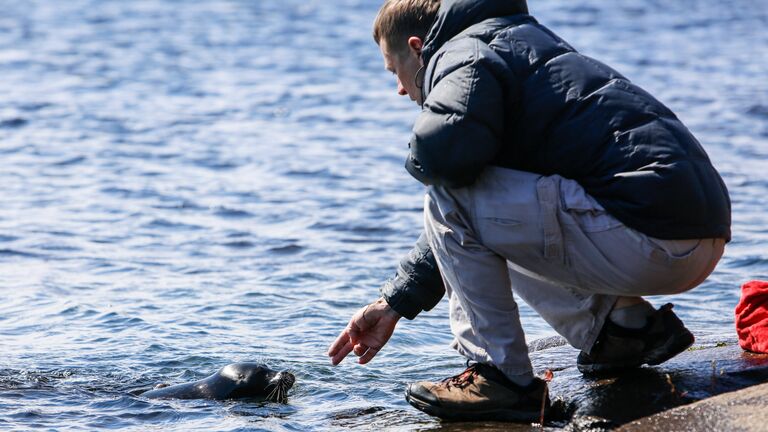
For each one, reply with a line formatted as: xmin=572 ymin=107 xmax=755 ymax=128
xmin=422 ymin=0 xmax=528 ymax=64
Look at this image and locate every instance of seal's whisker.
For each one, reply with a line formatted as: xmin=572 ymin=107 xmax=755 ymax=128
xmin=275 ymin=388 xmax=283 ymax=402
xmin=266 ymin=384 xmax=279 ymax=401
xmin=275 ymin=383 xmax=288 ymax=402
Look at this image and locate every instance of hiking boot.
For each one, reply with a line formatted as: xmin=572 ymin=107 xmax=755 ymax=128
xmin=405 ymin=362 xmax=550 ymax=422
xmin=577 ymin=303 xmax=695 ymax=374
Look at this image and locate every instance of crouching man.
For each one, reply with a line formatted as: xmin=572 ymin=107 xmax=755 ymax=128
xmin=328 ymin=0 xmax=731 ymax=423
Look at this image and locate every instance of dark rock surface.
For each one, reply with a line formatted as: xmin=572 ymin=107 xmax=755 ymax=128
xmin=617 ymin=381 xmax=768 ymax=431
xmin=528 ymin=335 xmax=768 ymax=429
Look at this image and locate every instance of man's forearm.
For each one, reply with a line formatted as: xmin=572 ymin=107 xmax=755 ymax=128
xmin=380 ymin=232 xmax=445 ymax=319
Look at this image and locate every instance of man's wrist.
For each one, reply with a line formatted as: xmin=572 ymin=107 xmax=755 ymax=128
xmin=375 ymin=297 xmax=402 ymax=321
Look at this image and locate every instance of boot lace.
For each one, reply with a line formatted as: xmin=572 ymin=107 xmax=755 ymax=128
xmin=443 ymin=362 xmax=480 ymax=389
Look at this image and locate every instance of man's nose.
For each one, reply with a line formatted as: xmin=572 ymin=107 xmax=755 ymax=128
xmin=397 ymin=81 xmax=407 ymax=96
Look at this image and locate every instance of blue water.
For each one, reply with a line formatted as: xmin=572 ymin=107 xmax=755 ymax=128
xmin=0 ymin=0 xmax=766 ymax=430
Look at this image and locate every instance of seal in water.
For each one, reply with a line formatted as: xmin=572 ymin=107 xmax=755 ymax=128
xmin=141 ymin=362 xmax=295 ymax=401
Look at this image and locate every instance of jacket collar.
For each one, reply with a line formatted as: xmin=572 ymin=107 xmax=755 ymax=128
xmin=421 ymin=0 xmax=528 ymax=65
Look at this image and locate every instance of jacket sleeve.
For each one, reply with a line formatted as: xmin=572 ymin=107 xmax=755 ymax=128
xmin=380 ymin=232 xmax=445 ymax=320
xmin=406 ymin=40 xmax=506 ymax=188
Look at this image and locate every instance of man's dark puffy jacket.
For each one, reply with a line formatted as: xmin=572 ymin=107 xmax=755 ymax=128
xmin=381 ymin=0 xmax=732 ymax=320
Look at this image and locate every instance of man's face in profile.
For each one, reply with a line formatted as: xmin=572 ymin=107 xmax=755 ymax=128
xmin=380 ymin=37 xmax=424 ymax=105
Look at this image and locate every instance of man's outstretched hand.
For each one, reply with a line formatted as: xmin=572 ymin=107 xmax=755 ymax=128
xmin=328 ymin=297 xmax=402 ymax=365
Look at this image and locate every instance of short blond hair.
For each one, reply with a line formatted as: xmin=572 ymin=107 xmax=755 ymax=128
xmin=372 ymin=0 xmax=441 ymax=53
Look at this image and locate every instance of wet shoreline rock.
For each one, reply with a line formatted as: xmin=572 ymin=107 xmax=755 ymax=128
xmin=617 ymin=381 xmax=768 ymax=431
xmin=528 ymin=335 xmax=768 ymax=429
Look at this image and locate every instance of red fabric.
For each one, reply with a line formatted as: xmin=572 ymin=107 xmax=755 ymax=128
xmin=735 ymin=280 xmax=768 ymax=353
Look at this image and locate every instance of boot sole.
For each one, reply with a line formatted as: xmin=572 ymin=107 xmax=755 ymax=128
xmin=405 ymin=391 xmax=542 ymax=422
xmin=577 ymin=330 xmax=695 ymax=375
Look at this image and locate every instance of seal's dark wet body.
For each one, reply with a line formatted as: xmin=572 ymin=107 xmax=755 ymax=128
xmin=141 ymin=362 xmax=295 ymax=401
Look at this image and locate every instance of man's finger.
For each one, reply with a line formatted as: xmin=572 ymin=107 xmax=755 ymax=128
xmin=330 ymin=339 xmax=354 ymax=365
xmin=358 ymin=346 xmax=379 ymax=365
xmin=353 ymin=343 xmax=368 ymax=357
xmin=327 ymin=330 xmax=351 ymax=357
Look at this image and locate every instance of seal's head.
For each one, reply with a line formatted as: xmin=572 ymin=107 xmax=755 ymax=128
xmin=219 ymin=362 xmax=295 ymax=401
xmin=140 ymin=361 xmax=295 ymax=401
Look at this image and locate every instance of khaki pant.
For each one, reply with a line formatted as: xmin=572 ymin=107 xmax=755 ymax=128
xmin=424 ymin=167 xmax=725 ymax=379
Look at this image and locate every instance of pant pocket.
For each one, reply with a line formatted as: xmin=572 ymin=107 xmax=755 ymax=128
xmin=643 ymin=237 xmax=702 ymax=265
xmin=536 ymin=176 xmax=565 ymax=263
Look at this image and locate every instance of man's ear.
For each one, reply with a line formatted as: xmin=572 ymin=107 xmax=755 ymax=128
xmin=407 ymin=36 xmax=423 ymax=56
